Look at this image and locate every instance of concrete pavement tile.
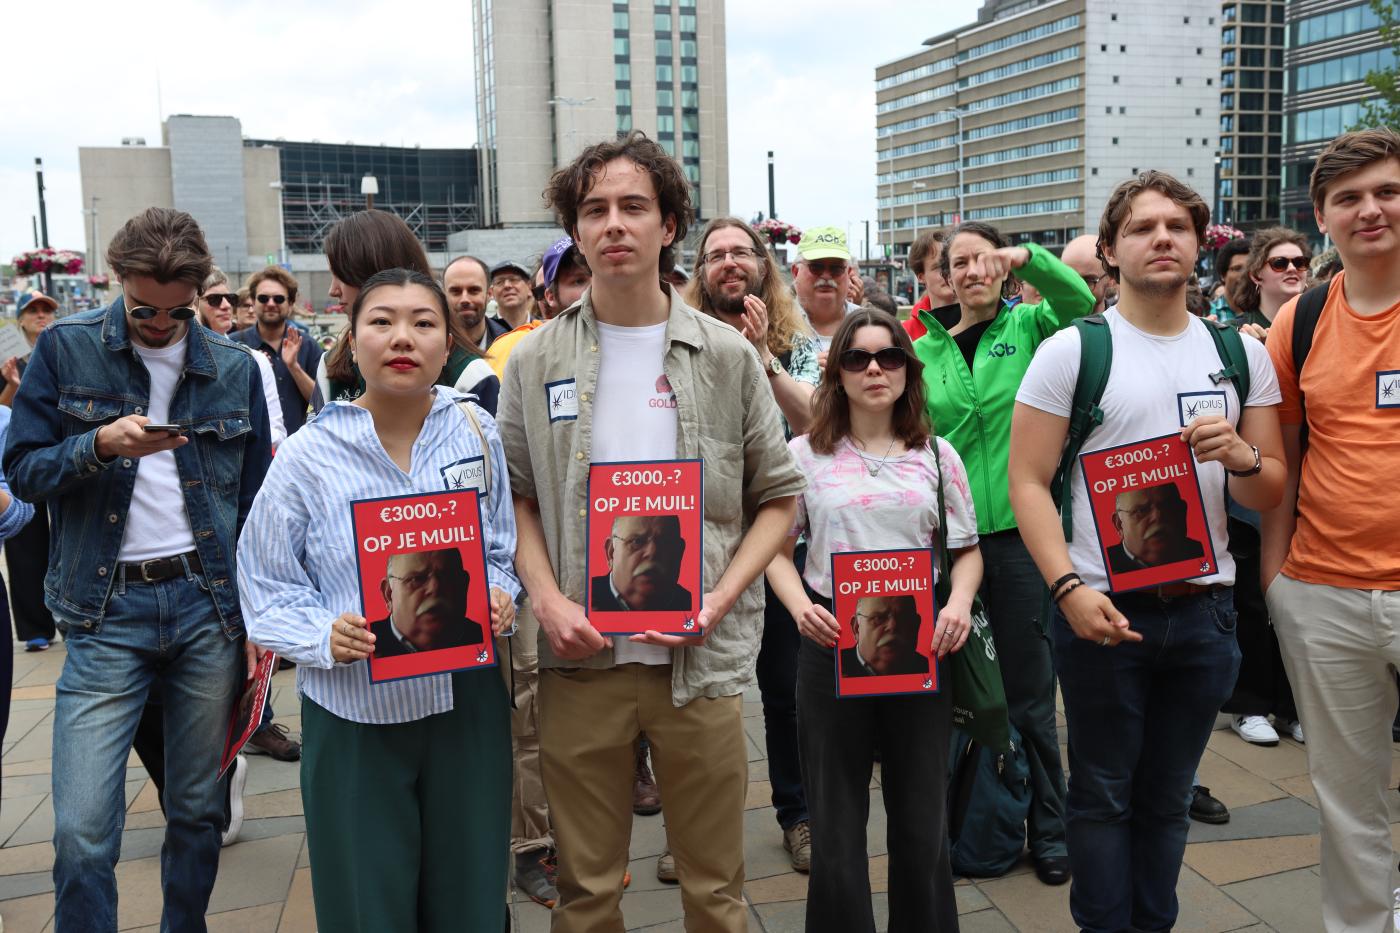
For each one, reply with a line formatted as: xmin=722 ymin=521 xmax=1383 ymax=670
xmin=750 ymin=899 xmax=807 ymax=932
xmin=624 ymin=855 xmax=676 ymax=894
xmin=956 ymin=881 xmax=993 ymax=914
xmin=628 ymin=811 xmax=667 ymax=860
xmin=744 ymin=779 xmax=772 ymax=810
xmin=1273 ymin=773 xmax=1317 ymax=807
xmin=957 ymin=909 xmax=1020 ymax=932
xmin=975 ymin=866 xmax=1076 ymax=932
xmin=1169 ymin=864 xmax=1259 ymax=932
xmin=1185 ymin=796 xmax=1319 ymax=843
xmin=114 ymin=855 xmax=164 ymax=930
xmin=202 ymin=903 xmax=284 ymax=931
xmin=117 ymin=828 xmax=168 ymax=863
xmin=615 ymin=887 xmax=685 ymax=928
xmin=4 ymin=760 xmax=51 ymax=778
xmin=241 ymin=758 xmax=302 ymax=796
xmin=1195 ymin=748 xmax=1288 ymax=810
xmin=128 ymin=779 xmax=160 ymax=814
xmin=123 ymin=810 xmax=165 ymax=831
xmin=741 ymin=806 xmax=793 ymax=880
xmin=0 ymin=892 xmax=54 ymax=932
xmin=514 ymin=897 xmax=552 ymax=933
xmin=1220 ymin=866 xmax=1322 ymax=933
xmin=243 ymin=789 xmax=304 ymax=821
xmin=628 ymin=920 xmax=686 ymax=931
xmin=0 ymin=773 xmax=49 ymax=801
xmin=0 ymin=794 xmax=45 ymax=848
xmin=207 ymin=833 xmax=303 ymax=913
xmin=277 ymin=866 xmax=315 ymax=933
xmin=0 ymin=840 xmax=53 ymax=875
xmin=229 ymin=816 xmax=307 ymax=845
xmin=6 ymin=793 xmax=56 ymax=847
xmin=0 ymin=870 xmax=53 ymax=902
xmin=743 ymin=870 xmax=807 ymax=904
xmin=1183 ymin=834 xmax=1320 ymax=885
xmin=3 ymin=714 xmax=52 ymax=763
xmin=1205 ymin=731 xmax=1310 ymax=781
xmin=5 ymin=708 xmax=52 ymax=747
xmin=296 ymin=836 xmax=309 ymax=870
xmin=746 ymin=759 xmax=768 ymax=783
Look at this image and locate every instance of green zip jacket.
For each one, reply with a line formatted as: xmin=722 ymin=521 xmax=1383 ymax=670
xmin=913 ymin=242 xmax=1095 ymax=535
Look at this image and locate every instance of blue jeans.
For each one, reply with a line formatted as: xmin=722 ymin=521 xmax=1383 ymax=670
xmin=1052 ymin=588 xmax=1240 ymax=933
xmin=52 ymin=566 xmax=242 ymax=933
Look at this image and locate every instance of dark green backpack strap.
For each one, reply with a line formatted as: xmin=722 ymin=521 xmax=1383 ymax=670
xmin=1051 ymin=314 xmax=1112 ymax=542
xmin=1202 ymin=318 xmax=1251 ymax=410
xmin=1290 ymin=283 xmax=1330 ymax=460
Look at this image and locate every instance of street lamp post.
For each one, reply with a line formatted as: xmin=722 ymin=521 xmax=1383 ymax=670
xmin=269 ymin=181 xmax=288 ymax=265
xmin=34 ymin=158 xmax=52 ymax=295
xmin=361 ymin=173 xmax=379 ymax=210
xmin=938 ymin=108 xmax=966 ymax=226
xmin=911 ymin=181 xmax=927 ymax=244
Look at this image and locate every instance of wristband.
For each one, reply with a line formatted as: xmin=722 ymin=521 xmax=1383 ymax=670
xmin=1053 ymin=580 xmax=1085 ymax=604
xmin=1048 ymin=572 xmax=1081 ymax=597
xmin=1226 ymin=444 xmax=1262 ymax=478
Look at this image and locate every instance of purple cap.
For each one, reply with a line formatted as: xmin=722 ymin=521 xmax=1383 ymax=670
xmin=540 ymin=236 xmax=579 ymax=289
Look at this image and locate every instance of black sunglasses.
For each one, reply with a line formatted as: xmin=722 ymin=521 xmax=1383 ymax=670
xmin=256 ymin=293 xmax=287 ymax=305
xmin=838 ymin=347 xmax=907 ymax=373
xmin=128 ymin=304 xmax=197 ymax=321
xmin=531 ymin=284 xmax=547 ymax=301
xmin=203 ymin=293 xmax=236 ymax=307
xmin=1265 ymin=256 xmax=1309 ymax=273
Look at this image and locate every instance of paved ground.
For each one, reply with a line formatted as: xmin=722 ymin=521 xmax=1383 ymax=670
xmin=0 ymin=642 xmax=1357 ymax=931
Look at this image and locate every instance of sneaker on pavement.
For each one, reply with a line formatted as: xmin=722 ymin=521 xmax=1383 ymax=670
xmin=1230 ymin=714 xmax=1279 ymax=746
xmin=221 ymin=755 xmax=247 ymax=847
xmin=244 ymin=722 xmax=302 ymax=762
xmin=1189 ymin=785 xmax=1230 ymax=824
xmin=1277 ymin=718 xmax=1304 ymax=744
xmin=656 ymin=846 xmax=677 ymax=884
xmin=24 ymin=637 xmax=49 ymax=652
xmin=514 ymin=849 xmax=559 ymax=908
xmin=633 ymin=746 xmax=661 ymax=816
xmin=782 ymin=820 xmax=811 ymax=873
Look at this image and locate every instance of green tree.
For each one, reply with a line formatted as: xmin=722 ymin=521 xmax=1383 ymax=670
xmin=1356 ymin=0 xmax=1400 ymax=128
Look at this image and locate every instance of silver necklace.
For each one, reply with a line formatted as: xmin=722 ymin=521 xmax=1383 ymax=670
xmin=851 ymin=435 xmax=898 ymax=477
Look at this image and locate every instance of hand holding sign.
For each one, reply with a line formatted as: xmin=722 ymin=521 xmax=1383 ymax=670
xmin=794 ymin=601 xmax=842 ymax=648
xmin=489 ymin=586 xmax=515 ymax=636
xmin=330 ymin=611 xmax=374 ymax=663
xmin=536 ymin=591 xmax=609 ymax=660
xmin=1180 ymin=416 xmax=1256 ymax=473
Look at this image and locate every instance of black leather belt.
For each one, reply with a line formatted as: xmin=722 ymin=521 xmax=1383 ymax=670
xmin=119 ymin=550 xmax=203 ymax=584
xmin=1151 ymin=581 xmax=1225 ymax=601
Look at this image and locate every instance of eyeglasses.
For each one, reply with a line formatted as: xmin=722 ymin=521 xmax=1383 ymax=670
xmin=803 ymin=260 xmax=848 ymax=278
xmin=1265 ymin=256 xmax=1310 ymax=273
xmin=531 ymin=284 xmax=547 ymax=301
xmin=124 ymin=293 xmax=197 ymax=321
xmin=203 ymin=294 xmax=235 ymax=307
xmin=1080 ymin=273 xmax=1102 ymax=288
xmin=389 ymin=570 xmax=455 ymax=591
xmin=611 ymin=532 xmax=675 ymax=554
xmin=701 ymin=246 xmax=760 ymax=265
xmin=838 ymin=347 xmax=907 ymax=373
xmin=256 ymin=294 xmax=287 ymax=305
xmin=856 ymin=608 xmax=905 ymax=625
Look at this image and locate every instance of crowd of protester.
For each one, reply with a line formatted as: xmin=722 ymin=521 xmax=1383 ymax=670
xmin=0 ymin=125 xmax=1397 ymax=933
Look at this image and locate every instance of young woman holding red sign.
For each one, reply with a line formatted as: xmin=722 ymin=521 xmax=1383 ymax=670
xmin=237 ymin=269 xmax=520 ymax=933
xmin=766 ymin=308 xmax=983 ymax=933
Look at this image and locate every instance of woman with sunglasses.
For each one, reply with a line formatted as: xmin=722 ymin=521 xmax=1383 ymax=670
xmin=199 ymin=269 xmax=286 ymax=448
xmin=767 ymin=308 xmax=982 ymax=933
xmin=1228 ymin=227 xmax=1312 ymax=343
xmin=911 ymin=221 xmax=1094 ymax=886
xmin=238 ymin=268 xmax=519 ymax=932
xmin=312 ymin=210 xmax=500 ymax=416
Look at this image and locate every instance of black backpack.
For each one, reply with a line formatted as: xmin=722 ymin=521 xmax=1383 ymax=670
xmin=1290 ymin=283 xmax=1331 ymax=460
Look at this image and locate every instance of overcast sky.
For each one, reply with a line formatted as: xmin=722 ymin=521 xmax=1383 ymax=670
xmin=1 ymin=0 xmax=982 ymax=265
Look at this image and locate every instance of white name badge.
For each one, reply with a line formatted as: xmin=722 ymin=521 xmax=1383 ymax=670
xmin=1377 ymin=370 xmax=1400 ymax=409
xmin=440 ymin=456 xmax=486 ymax=493
xmin=546 ymin=378 xmax=578 ymax=422
xmin=1177 ymin=391 xmax=1227 ymax=426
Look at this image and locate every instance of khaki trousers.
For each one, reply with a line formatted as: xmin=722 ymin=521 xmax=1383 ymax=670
xmin=1268 ymin=573 xmax=1400 ymax=932
xmin=539 ymin=663 xmax=749 ymax=933
xmin=502 ymin=599 xmax=553 ymax=854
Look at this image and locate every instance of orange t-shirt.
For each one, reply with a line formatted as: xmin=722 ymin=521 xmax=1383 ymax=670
xmin=1266 ymin=271 xmax=1400 ymax=589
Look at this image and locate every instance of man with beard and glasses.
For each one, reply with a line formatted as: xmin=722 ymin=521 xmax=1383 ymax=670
xmin=685 ymin=216 xmax=818 ymax=873
xmin=445 ymin=255 xmax=512 ymax=354
xmin=231 ymin=266 xmax=321 ymax=435
xmin=1009 ymin=172 xmax=1283 ymax=933
xmin=791 ymin=227 xmax=859 ymax=356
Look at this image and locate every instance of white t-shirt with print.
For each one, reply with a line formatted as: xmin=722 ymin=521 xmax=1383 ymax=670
xmin=1015 ymin=309 xmax=1281 ymax=593
xmin=592 ymin=320 xmax=677 ymax=666
xmin=790 ymin=435 xmax=979 ymax=600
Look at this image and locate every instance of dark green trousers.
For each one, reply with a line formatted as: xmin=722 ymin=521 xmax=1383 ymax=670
xmin=301 ymin=671 xmax=511 ymax=932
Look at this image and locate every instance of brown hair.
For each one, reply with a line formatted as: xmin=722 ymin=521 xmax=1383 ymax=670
xmin=1096 ymin=171 xmax=1210 ymax=282
xmin=940 ymin=221 xmax=1018 ymax=300
xmin=544 ymin=130 xmax=694 ymax=275
xmin=324 ymin=211 xmax=441 ymax=383
xmin=684 ymin=217 xmax=812 ymax=357
xmin=808 ymin=308 xmax=930 ymax=456
xmin=909 ymin=229 xmax=946 ymax=277
xmin=106 ymin=207 xmax=212 ymax=286
xmin=348 ymin=268 xmax=474 ymax=370
xmin=1310 ymin=127 xmax=1400 ymax=213
xmin=245 ymin=266 xmax=300 ymax=306
xmin=1227 ymin=226 xmax=1312 ymax=315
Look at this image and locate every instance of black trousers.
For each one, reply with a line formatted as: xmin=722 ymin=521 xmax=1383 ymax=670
xmin=797 ymin=607 xmax=957 ymax=933
xmin=4 ymin=501 xmax=54 ymax=642
xmin=756 ymin=544 xmax=808 ymax=831
xmin=1221 ymin=516 xmax=1297 ymax=720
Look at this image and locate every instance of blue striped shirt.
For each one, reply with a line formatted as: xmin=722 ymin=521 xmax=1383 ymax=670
xmin=237 ymin=389 xmax=520 ymax=724
xmin=0 ymin=407 xmax=34 ymax=540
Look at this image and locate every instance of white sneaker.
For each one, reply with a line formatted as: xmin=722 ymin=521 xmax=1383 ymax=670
xmin=1231 ymin=714 xmax=1280 ymax=746
xmin=222 ymin=755 xmax=247 ymax=847
xmin=1391 ymin=886 xmax=1399 ymax=931
xmin=1276 ymin=718 xmax=1304 ymax=744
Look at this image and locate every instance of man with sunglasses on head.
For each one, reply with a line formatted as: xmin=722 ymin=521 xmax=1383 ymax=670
xmin=231 ymin=266 xmax=321 ymax=435
xmin=3 ymin=207 xmax=272 ymax=932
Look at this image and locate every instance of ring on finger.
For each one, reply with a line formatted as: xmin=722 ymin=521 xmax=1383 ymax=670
xmin=1100 ymin=635 xmax=1111 ymax=647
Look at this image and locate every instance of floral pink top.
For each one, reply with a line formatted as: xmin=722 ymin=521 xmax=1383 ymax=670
xmin=790 ymin=436 xmax=979 ymax=599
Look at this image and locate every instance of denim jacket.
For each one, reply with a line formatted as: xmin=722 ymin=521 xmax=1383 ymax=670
xmin=2 ymin=297 xmax=272 ymax=634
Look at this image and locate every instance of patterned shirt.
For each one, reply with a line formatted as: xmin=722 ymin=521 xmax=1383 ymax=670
xmin=237 ymin=389 xmax=520 ymax=724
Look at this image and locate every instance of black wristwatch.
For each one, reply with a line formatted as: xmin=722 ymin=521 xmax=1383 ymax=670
xmin=1226 ymin=444 xmax=1262 ymax=477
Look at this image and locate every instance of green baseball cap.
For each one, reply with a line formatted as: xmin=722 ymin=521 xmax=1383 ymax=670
xmin=797 ymin=226 xmax=850 ymax=262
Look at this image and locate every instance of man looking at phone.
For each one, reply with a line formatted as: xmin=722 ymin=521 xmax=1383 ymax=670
xmin=231 ymin=266 xmax=321 ymax=435
xmin=3 ymin=207 xmax=272 ymax=931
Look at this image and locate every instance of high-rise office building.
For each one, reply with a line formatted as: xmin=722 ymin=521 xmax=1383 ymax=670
xmin=472 ymin=0 xmax=729 ymax=227
xmin=1216 ymin=0 xmax=1287 ymax=230
xmin=1281 ymin=0 xmax=1392 ymax=241
xmin=875 ymin=0 xmax=1220 ymax=258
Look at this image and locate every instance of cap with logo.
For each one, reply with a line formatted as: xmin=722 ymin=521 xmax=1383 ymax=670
xmin=797 ymin=226 xmax=850 ymax=262
xmin=540 ymin=237 xmax=580 ymax=289
xmin=16 ymin=290 xmax=58 ymax=316
xmin=490 ymin=259 xmax=531 ymax=281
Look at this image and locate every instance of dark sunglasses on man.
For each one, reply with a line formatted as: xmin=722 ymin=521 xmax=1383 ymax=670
xmin=1265 ymin=256 xmax=1310 ymax=273
xmin=203 ymin=294 xmax=236 ymax=307
xmin=531 ymin=284 xmax=548 ymax=301
xmin=256 ymin=293 xmax=288 ymax=305
xmin=838 ymin=346 xmax=907 ymax=373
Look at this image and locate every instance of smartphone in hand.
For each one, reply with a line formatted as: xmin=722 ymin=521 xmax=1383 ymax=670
xmin=141 ymin=424 xmax=182 ymax=434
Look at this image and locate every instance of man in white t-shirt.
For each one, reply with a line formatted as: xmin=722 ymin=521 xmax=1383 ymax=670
xmin=497 ymin=132 xmax=803 ymax=932
xmin=1006 ymin=172 xmax=1284 ymax=933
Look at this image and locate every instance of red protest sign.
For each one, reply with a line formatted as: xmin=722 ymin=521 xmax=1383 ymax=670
xmin=830 ymin=549 xmax=939 ymax=698
xmin=1079 ymin=433 xmax=1217 ymax=592
xmin=219 ymin=650 xmax=278 ymax=778
xmin=585 ymin=459 xmax=704 ymax=635
xmin=350 ymin=489 xmax=495 ymax=683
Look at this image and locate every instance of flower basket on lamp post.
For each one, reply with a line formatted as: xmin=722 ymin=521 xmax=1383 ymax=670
xmin=13 ymin=248 xmax=84 ymax=277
